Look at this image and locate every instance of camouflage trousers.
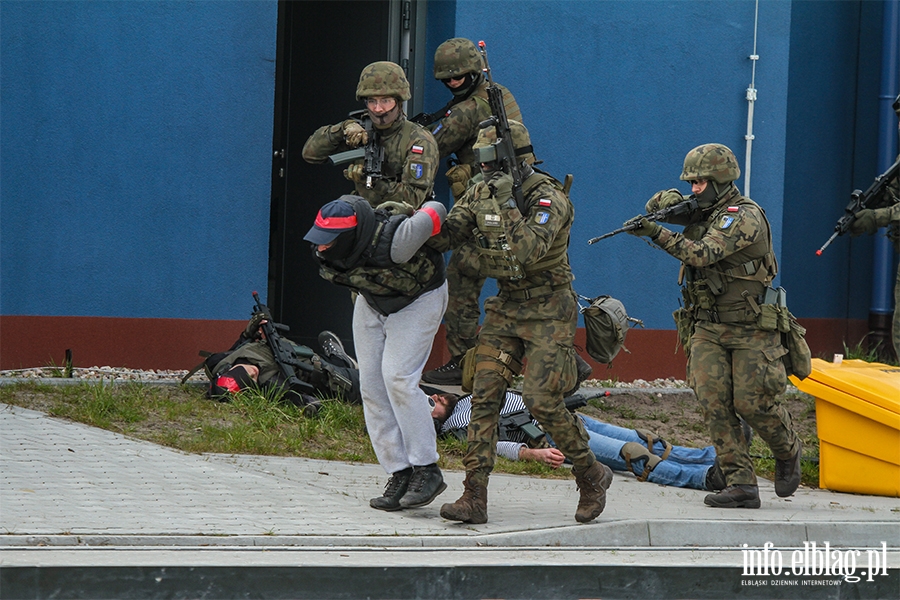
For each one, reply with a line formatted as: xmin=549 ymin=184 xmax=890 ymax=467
xmin=689 ymin=321 xmax=800 ymax=486
xmin=444 ymin=241 xmax=486 ymax=359
xmin=463 ymin=289 xmax=595 ymax=484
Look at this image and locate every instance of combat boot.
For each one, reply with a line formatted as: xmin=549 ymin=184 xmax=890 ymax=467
xmin=440 ymin=472 xmax=488 ymax=524
xmin=704 ymin=484 xmax=761 ymax=509
xmin=398 ymin=463 xmax=446 ymax=508
xmin=369 ymin=467 xmax=412 ymax=511
xmin=573 ymin=461 xmax=614 ymax=523
xmin=421 ymin=356 xmax=463 ymax=386
xmin=704 ymin=458 xmax=726 ymax=491
xmin=774 ymin=440 xmax=802 ymax=498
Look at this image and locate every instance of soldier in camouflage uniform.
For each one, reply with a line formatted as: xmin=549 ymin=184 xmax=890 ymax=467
xmin=302 ymin=61 xmax=438 ymax=211
xmin=430 ymin=121 xmax=614 ymax=524
xmin=848 ymin=93 xmax=900 ymax=360
xmin=418 ymin=39 xmax=525 ymax=386
xmin=628 ymin=144 xmax=802 ymax=509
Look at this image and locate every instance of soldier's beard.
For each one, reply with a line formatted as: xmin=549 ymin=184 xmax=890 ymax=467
xmin=369 ymin=105 xmax=401 ymax=129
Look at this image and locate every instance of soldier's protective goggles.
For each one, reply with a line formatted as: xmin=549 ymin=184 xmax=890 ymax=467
xmin=365 ymin=97 xmax=397 ymax=109
xmin=473 ymin=143 xmax=499 ymax=164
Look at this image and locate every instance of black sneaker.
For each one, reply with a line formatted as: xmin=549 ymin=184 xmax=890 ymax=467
xmin=370 ymin=468 xmax=412 ymax=511
xmin=705 ymin=458 xmax=726 ymax=491
xmin=318 ymin=331 xmax=358 ymax=369
xmin=704 ymin=484 xmax=760 ymax=509
xmin=774 ymin=440 xmax=802 ymax=498
xmin=398 ymin=464 xmax=447 ymax=508
xmin=421 ymin=358 xmax=462 ymax=386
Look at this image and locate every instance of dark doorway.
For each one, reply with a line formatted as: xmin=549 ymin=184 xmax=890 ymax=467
xmin=268 ymin=0 xmax=426 ymax=352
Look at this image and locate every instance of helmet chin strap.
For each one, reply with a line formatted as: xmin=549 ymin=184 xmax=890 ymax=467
xmin=369 ymin=104 xmax=402 ymax=129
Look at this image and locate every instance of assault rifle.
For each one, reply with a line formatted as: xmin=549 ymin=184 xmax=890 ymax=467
xmin=498 ymin=393 xmax=589 ymax=444
xmin=587 ymin=197 xmax=701 ymax=244
xmin=326 ymin=110 xmax=384 ymax=189
xmin=477 ymin=40 xmax=526 ymax=213
xmin=816 ymin=156 xmax=900 ymax=255
xmin=251 ymin=292 xmax=319 ymax=413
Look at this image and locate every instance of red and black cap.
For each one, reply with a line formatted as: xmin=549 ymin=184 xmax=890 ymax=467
xmin=303 ymin=200 xmax=359 ymax=245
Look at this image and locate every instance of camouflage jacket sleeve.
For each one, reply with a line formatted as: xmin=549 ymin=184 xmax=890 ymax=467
xmin=427 ymin=186 xmax=480 ymax=252
xmin=653 ymin=204 xmax=766 ymax=267
xmin=364 ymin=123 xmax=438 ymax=209
xmin=501 ymin=182 xmax=571 ymax=266
xmin=427 ymin=97 xmax=482 ymax=161
xmin=302 ymin=120 xmax=354 ymax=164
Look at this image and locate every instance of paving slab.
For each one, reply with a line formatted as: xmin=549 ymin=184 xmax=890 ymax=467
xmin=2 ymin=402 xmax=898 ymax=599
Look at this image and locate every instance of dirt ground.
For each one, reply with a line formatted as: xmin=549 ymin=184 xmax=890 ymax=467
xmin=575 ymin=385 xmax=818 ymax=451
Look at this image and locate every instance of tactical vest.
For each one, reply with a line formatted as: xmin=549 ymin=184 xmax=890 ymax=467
xmin=681 ymin=195 xmax=778 ymax=322
xmin=317 ymin=210 xmax=446 ymax=315
xmin=470 ymin=171 xmax=570 ymax=280
xmin=472 ymin=83 xmax=522 ymax=122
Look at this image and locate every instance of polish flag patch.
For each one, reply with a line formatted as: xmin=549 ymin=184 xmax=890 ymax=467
xmin=539 ymin=198 xmax=552 ymax=207
xmin=727 ymin=206 xmax=740 ymax=212
xmin=411 ymin=145 xmax=424 ymax=154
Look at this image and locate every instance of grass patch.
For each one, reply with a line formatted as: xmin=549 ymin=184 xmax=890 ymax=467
xmin=841 ymin=338 xmax=899 ymax=366
xmin=0 ymin=381 xmax=821 ymax=486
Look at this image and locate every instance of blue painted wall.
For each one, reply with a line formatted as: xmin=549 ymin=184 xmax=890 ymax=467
xmin=782 ymin=0 xmax=893 ymax=320
xmin=430 ymin=0 xmax=792 ymax=328
xmin=1 ymin=0 xmax=891 ymax=335
xmin=1 ymin=0 xmax=277 ymax=320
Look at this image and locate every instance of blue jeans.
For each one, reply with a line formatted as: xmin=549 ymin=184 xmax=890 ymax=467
xmin=577 ymin=415 xmax=716 ymax=490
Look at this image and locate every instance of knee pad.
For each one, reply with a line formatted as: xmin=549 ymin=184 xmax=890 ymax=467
xmin=620 ymin=441 xmax=662 ymax=481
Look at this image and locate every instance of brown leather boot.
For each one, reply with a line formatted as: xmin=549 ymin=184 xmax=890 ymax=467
xmin=573 ymin=461 xmax=613 ymax=523
xmin=439 ymin=472 xmax=488 ymax=524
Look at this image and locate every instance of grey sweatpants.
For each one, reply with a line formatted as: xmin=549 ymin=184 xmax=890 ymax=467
xmin=353 ymin=282 xmax=448 ymax=474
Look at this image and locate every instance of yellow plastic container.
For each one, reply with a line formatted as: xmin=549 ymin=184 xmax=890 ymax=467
xmin=791 ymin=358 xmax=900 ymax=497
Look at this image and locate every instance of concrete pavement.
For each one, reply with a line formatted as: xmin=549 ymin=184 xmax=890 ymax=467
xmin=1 ymin=401 xmax=898 ymax=598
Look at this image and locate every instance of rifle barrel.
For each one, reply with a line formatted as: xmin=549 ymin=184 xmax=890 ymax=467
xmin=816 ymin=231 xmax=839 ymax=256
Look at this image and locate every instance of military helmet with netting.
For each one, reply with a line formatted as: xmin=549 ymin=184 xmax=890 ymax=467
xmin=433 ymin=38 xmax=483 ymax=80
xmin=680 ymin=144 xmax=741 ymax=184
xmin=356 ymin=61 xmax=410 ymax=101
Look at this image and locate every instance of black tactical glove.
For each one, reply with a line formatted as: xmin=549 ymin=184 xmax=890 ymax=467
xmin=242 ymin=312 xmax=266 ymax=340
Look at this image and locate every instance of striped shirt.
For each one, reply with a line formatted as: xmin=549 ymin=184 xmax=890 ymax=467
xmin=440 ymin=390 xmax=538 ymax=461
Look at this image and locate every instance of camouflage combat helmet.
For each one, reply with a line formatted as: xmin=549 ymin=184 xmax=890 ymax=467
xmin=679 ymin=144 xmax=741 ymax=184
xmin=472 ymin=120 xmax=534 ymax=163
xmin=356 ymin=61 xmax=410 ymax=101
xmin=433 ymin=38 xmax=483 ymax=80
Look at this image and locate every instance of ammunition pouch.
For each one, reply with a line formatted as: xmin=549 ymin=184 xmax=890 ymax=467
xmin=757 ymin=303 xmax=780 ymax=331
xmin=672 ymin=307 xmax=695 ymax=356
xmin=745 ymin=287 xmax=811 ymax=380
xmin=686 ymin=279 xmax=717 ymax=311
xmin=781 ymin=312 xmax=812 ymax=380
